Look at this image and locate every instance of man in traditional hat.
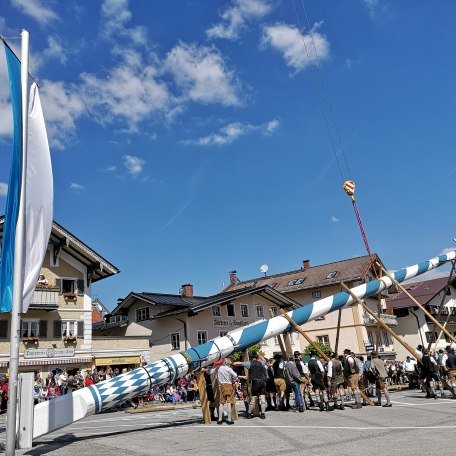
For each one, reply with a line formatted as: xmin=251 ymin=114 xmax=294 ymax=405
xmin=343 ymin=348 xmax=362 ymax=409
xmin=369 ymin=351 xmax=392 ymax=407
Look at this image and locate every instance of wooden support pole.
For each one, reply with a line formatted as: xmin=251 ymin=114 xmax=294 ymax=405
xmin=195 ymin=371 xmax=212 ymax=424
xmin=279 ymin=309 xmax=375 ymax=406
xmin=283 ymin=332 xmax=293 ymax=356
xmin=376 ymin=263 xmax=456 ymax=346
xmin=340 ymin=283 xmax=422 ymax=361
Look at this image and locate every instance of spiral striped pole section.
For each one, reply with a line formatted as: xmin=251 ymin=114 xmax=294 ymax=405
xmin=33 ymin=250 xmax=456 ymax=437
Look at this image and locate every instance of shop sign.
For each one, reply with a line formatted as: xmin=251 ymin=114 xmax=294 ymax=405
xmin=213 ymin=319 xmax=249 ymax=328
xmin=24 ymin=347 xmax=75 ymax=359
xmin=94 ymin=356 xmax=141 ymax=366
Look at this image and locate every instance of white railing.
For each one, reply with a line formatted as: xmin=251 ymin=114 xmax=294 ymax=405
xmin=30 ymin=288 xmax=59 ymax=307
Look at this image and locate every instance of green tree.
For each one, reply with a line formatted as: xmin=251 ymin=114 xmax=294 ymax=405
xmin=230 ymin=344 xmax=263 ymax=362
xmin=303 ymin=342 xmax=332 ymax=358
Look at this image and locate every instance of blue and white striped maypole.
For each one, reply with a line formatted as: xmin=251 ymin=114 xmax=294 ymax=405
xmin=33 ymin=250 xmax=456 ymax=437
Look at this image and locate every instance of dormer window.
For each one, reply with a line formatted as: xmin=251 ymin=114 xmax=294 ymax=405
xmin=326 ymin=271 xmax=338 ymax=280
xmin=287 ymin=277 xmax=305 ymax=286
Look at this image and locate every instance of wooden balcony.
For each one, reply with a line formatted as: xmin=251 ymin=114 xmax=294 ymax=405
xmin=29 ymin=286 xmax=59 ymax=310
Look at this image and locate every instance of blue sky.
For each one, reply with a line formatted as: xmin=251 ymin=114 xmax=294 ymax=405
xmin=1 ymin=0 xmax=455 ymax=309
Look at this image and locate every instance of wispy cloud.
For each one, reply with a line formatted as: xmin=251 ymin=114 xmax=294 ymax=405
xmin=164 ymin=42 xmax=242 ymax=107
xmin=70 ymin=182 xmax=85 ymax=191
xmin=207 ymin=0 xmax=272 ymax=40
xmin=106 ymin=165 xmax=117 ymax=172
xmin=183 ymin=118 xmax=279 ymax=146
xmin=330 ymin=215 xmax=340 ymax=223
xmin=41 ymin=36 xmax=68 ymax=65
xmin=0 ymin=182 xmax=8 ymax=196
xmin=123 ymin=155 xmax=145 ymax=175
xmin=11 ymin=0 xmax=58 ymax=26
xmin=261 ymin=22 xmax=330 ymax=72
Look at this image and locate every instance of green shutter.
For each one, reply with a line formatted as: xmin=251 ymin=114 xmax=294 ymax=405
xmin=77 ymin=321 xmax=84 ymax=338
xmin=0 ymin=321 xmax=8 ymax=339
xmin=39 ymin=320 xmax=48 ymax=338
xmin=55 ymin=278 xmax=62 ymax=294
xmin=77 ymin=279 xmax=84 ymax=296
xmin=53 ymin=320 xmax=62 ymax=338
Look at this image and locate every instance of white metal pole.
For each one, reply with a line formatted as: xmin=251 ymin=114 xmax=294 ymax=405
xmin=5 ymin=28 xmax=29 ymax=456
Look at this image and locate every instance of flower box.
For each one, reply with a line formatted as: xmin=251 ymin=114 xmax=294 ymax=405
xmin=63 ymin=292 xmax=77 ymax=300
xmin=63 ymin=335 xmax=77 ymax=343
xmin=23 ymin=336 xmax=39 ymax=344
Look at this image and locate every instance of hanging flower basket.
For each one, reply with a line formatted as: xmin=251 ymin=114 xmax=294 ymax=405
xmin=63 ymin=292 xmax=77 ymax=300
xmin=23 ymin=336 xmax=39 ymax=344
xmin=64 ymin=335 xmax=77 ymax=343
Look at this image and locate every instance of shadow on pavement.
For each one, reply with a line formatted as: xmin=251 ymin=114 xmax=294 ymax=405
xmin=24 ymin=418 xmax=201 ymax=455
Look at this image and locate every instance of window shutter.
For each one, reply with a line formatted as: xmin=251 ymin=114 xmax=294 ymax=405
xmin=39 ymin=320 xmax=48 ymax=338
xmin=56 ymin=278 xmax=62 ymax=294
xmin=54 ymin=320 xmax=62 ymax=338
xmin=77 ymin=320 xmax=84 ymax=338
xmin=77 ymin=279 xmax=84 ymax=296
xmin=0 ymin=321 xmax=7 ymax=339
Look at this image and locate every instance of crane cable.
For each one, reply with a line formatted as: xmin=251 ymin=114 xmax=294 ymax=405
xmin=290 ymin=0 xmax=372 ymax=256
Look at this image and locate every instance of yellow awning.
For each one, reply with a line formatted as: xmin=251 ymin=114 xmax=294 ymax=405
xmin=94 ymin=356 xmax=141 ymax=366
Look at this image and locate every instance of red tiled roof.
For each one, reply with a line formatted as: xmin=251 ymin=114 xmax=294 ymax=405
xmin=92 ymin=308 xmax=104 ymax=324
xmin=225 ymin=254 xmax=382 ymax=294
xmin=385 ymin=276 xmax=456 ymax=309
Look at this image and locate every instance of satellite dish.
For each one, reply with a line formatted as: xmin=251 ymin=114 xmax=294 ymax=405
xmin=260 ymin=264 xmax=269 ymax=276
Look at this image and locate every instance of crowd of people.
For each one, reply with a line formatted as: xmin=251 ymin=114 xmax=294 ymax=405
xmin=199 ymin=344 xmax=456 ymax=424
xmin=1 ymin=344 xmax=455 ymax=419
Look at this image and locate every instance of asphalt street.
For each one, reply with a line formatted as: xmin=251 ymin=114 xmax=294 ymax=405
xmin=1 ymin=390 xmax=455 ymax=455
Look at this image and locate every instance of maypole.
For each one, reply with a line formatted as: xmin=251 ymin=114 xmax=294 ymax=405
xmin=32 ymin=249 xmax=456 ymax=438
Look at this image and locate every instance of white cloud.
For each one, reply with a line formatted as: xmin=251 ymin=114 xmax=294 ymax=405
xmin=70 ymin=182 xmax=85 ymax=190
xmin=39 ymin=80 xmax=86 ymax=150
xmin=164 ymin=42 xmax=242 ymax=107
xmin=106 ymin=165 xmax=117 ymax=172
xmin=11 ymin=0 xmax=58 ymax=26
xmin=123 ymin=155 xmax=145 ymax=175
xmin=0 ymin=182 xmax=8 ymax=196
xmin=207 ymin=0 xmax=272 ymax=40
xmin=41 ymin=36 xmax=67 ymax=65
xmin=330 ymin=215 xmax=340 ymax=223
xmin=441 ymin=247 xmax=456 ymax=255
xmin=261 ymin=23 xmax=330 ymax=71
xmin=100 ymin=0 xmax=147 ymax=46
xmin=184 ymin=118 xmax=279 ymax=146
xmin=363 ymin=0 xmax=379 ymax=18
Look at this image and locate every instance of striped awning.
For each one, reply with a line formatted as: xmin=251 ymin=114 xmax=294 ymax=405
xmin=0 ymin=357 xmax=93 ymax=368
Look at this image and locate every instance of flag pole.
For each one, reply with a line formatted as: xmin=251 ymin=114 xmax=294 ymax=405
xmin=5 ymin=29 xmax=29 ymax=456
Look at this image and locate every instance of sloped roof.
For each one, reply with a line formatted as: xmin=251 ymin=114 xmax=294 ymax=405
xmin=111 ymin=291 xmax=206 ymax=315
xmin=152 ymin=285 xmax=301 ymax=319
xmin=224 ymin=254 xmax=382 ymax=294
xmin=0 ymin=216 xmax=119 ymax=283
xmin=385 ymin=276 xmax=456 ymax=309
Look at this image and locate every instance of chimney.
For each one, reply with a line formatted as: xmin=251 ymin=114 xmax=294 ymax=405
xmin=302 ymin=259 xmax=311 ymax=270
xmin=229 ymin=270 xmax=237 ymax=285
xmin=181 ymin=283 xmax=194 ymax=298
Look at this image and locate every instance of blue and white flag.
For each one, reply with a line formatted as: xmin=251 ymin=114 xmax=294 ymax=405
xmin=0 ymin=44 xmax=53 ymax=313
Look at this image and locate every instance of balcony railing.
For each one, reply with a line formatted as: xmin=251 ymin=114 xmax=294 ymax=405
xmin=363 ymin=313 xmax=398 ymax=327
xmin=29 ymin=286 xmax=59 ymax=310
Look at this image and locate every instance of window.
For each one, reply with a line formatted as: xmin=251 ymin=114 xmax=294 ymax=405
xmin=394 ymin=308 xmax=409 ymax=318
xmin=61 ymin=321 xmax=77 ymax=337
xmin=326 ymin=271 xmax=338 ymax=280
xmin=316 ymin=335 xmax=329 ymax=346
xmin=171 ymin=333 xmax=180 ymax=350
xmin=197 ymin=331 xmax=207 ymax=345
xmin=240 ymin=305 xmax=249 ymax=318
xmin=312 ymin=290 xmax=321 ymax=299
xmin=21 ymin=320 xmax=39 ymax=338
xmin=227 ymin=304 xmax=235 ymax=317
xmin=212 ymin=306 xmax=221 ymax=316
xmin=256 ymin=305 xmax=264 ymax=318
xmin=425 ymin=331 xmax=438 ymax=343
xmin=219 ymin=331 xmax=228 ymax=337
xmin=290 ymin=332 xmax=296 ymax=345
xmin=270 ymin=306 xmax=278 ymax=317
xmin=287 ymin=278 xmax=305 ymax=286
xmin=58 ymin=278 xmax=84 ymax=296
xmin=136 ymin=307 xmax=150 ymax=322
xmin=368 ymin=331 xmax=374 ymax=346
xmin=382 ymin=331 xmax=391 ymax=346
